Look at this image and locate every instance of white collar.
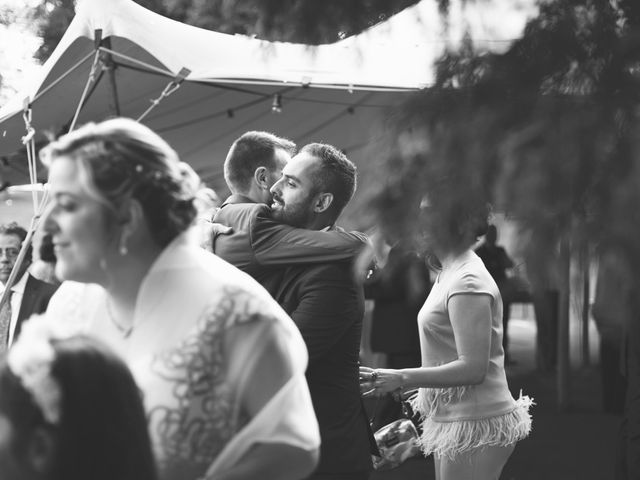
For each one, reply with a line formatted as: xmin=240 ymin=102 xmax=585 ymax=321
xmin=1 ymin=271 xmax=28 ymax=295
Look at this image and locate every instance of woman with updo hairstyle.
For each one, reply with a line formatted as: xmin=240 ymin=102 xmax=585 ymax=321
xmin=0 ymin=318 xmax=156 ymax=480
xmin=360 ymin=187 xmax=533 ymax=480
xmin=39 ymin=118 xmax=320 ymax=480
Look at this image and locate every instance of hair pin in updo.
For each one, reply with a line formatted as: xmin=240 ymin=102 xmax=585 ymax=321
xmin=135 ymin=164 xmax=144 ymax=174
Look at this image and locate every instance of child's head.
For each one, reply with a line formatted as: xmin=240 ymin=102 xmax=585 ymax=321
xmin=0 ymin=318 xmax=157 ymax=480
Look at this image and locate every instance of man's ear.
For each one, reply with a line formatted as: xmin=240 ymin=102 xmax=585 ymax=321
xmin=313 ymin=192 xmax=333 ymax=213
xmin=27 ymin=428 xmax=55 ymax=474
xmin=254 ymin=166 xmax=270 ymax=190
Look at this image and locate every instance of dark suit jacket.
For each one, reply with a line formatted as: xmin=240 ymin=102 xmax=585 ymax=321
xmin=364 ymin=245 xmax=431 ymax=358
xmin=274 ymin=262 xmax=373 ymax=475
xmin=212 ymin=196 xmax=368 ymax=286
xmin=14 ymin=273 xmax=59 ymax=340
xmin=213 ymin=198 xmax=374 ymax=475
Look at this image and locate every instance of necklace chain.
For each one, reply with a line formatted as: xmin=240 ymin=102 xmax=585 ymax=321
xmin=105 ymin=298 xmax=134 ymax=338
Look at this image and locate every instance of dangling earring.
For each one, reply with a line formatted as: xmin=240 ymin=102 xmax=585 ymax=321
xmin=119 ymin=232 xmax=129 ymax=256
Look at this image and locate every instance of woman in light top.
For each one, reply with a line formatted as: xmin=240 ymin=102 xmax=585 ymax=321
xmin=0 ymin=317 xmax=156 ymax=480
xmin=39 ymin=118 xmax=320 ymax=480
xmin=360 ymin=198 xmax=532 ymax=480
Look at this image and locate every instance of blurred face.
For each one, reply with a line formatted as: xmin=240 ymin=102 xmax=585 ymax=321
xmin=43 ymin=157 xmax=113 ymax=284
xmin=417 ymin=195 xmax=436 ymax=253
xmin=269 ymin=151 xmax=319 ymax=228
xmin=0 ymin=234 xmax=22 ymax=285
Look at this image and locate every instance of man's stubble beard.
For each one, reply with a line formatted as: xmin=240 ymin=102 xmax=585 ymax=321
xmin=271 ymin=198 xmax=315 ymax=229
xmin=272 ymin=207 xmax=310 ymax=228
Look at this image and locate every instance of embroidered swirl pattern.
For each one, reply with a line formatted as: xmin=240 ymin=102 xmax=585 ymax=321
xmin=148 ymin=286 xmax=263 ymax=476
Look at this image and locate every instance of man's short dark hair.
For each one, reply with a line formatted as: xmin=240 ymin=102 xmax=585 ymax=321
xmin=224 ymin=131 xmax=296 ymax=193
xmin=0 ymin=222 xmax=31 ymax=261
xmin=300 ymin=143 xmax=357 ymax=218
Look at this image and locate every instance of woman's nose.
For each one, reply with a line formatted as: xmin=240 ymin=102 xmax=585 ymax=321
xmin=40 ymin=201 xmax=58 ymax=233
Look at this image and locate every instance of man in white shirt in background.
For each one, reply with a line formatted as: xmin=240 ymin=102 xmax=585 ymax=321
xmin=0 ymin=222 xmax=58 ymax=351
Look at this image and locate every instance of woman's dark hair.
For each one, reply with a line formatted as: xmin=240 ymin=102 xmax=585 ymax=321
xmin=38 ymin=233 xmax=56 ymax=263
xmin=425 ymin=197 xmax=490 ymax=251
xmin=0 ymin=335 xmax=157 ymax=480
xmin=39 ymin=118 xmax=198 ymax=247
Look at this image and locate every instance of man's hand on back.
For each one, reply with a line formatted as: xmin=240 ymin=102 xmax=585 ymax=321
xmin=200 ymin=220 xmax=234 ymax=251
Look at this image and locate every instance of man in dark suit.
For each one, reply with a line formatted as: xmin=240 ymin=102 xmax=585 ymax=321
xmin=0 ymin=222 xmax=58 ymax=350
xmin=214 ymin=141 xmax=375 ymax=480
xmin=213 ymin=131 xmax=368 ymax=282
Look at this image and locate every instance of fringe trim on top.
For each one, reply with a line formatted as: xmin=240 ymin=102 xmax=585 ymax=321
xmin=409 ymin=386 xmax=468 ymax=419
xmin=416 ymin=394 xmax=534 ymax=460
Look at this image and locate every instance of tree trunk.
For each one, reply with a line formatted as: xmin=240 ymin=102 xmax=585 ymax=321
xmin=557 ymin=236 xmax=571 ymax=411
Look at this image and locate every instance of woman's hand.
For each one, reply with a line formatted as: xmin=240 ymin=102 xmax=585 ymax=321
xmin=359 ymin=366 xmax=404 ymax=397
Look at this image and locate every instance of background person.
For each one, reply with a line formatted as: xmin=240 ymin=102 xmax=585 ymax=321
xmin=216 ymin=143 xmax=377 ymax=480
xmin=223 ymin=130 xmax=295 ymax=205
xmin=39 ymin=118 xmax=320 ymax=480
xmin=29 ymin=232 xmax=60 ymax=286
xmin=475 ymin=224 xmax=516 ymax=363
xmin=360 ymin=197 xmax=532 ymax=480
xmin=0 ymin=316 xmax=157 ymax=480
xmin=212 ymin=130 xmax=368 ymax=284
xmin=591 ymin=245 xmax=628 ymax=415
xmin=0 ymin=222 xmax=58 ymax=352
xmin=363 ymin=234 xmax=431 ymax=430
xmin=590 ymin=241 xmax=640 ymax=479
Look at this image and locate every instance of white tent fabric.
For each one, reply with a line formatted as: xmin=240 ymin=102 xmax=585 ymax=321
xmin=0 ymin=0 xmax=532 ymax=224
xmin=0 ymin=0 xmax=431 ymax=195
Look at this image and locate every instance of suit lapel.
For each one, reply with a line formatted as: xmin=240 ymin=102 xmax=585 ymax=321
xmin=14 ymin=274 xmax=37 ymax=339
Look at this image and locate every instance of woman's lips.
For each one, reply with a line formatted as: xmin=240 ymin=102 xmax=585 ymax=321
xmin=53 ymin=242 xmax=69 ymax=253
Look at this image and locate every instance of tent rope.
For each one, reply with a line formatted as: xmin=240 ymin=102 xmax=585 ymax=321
xmin=32 ymin=50 xmax=97 ymax=103
xmin=98 ymin=47 xmax=175 ymax=78
xmin=21 ymin=101 xmax=38 ymax=212
xmin=68 ymin=48 xmax=102 ymax=132
xmin=137 ymin=67 xmax=191 ymax=122
xmin=0 ymin=105 xmax=51 ymax=315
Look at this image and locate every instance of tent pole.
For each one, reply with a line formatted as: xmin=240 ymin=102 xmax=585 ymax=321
xmin=31 ymin=50 xmax=97 ymax=103
xmin=107 ymin=64 xmax=121 ymax=117
xmin=68 ymin=49 xmax=102 ymax=132
xmin=100 ymin=38 xmax=121 ymax=117
xmin=69 ymin=30 xmax=105 ymax=132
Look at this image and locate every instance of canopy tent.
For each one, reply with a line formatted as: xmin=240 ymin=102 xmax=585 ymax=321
xmin=0 ymin=0 xmax=532 ymax=227
xmin=0 ymin=0 xmax=437 ymax=223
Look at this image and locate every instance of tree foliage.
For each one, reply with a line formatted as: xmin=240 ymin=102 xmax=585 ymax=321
xmin=30 ymin=0 xmax=75 ymax=62
xmin=28 ymin=0 xmax=640 ymax=285
xmin=30 ymin=0 xmax=421 ymax=62
xmin=375 ymin=0 xmax=639 ymax=284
